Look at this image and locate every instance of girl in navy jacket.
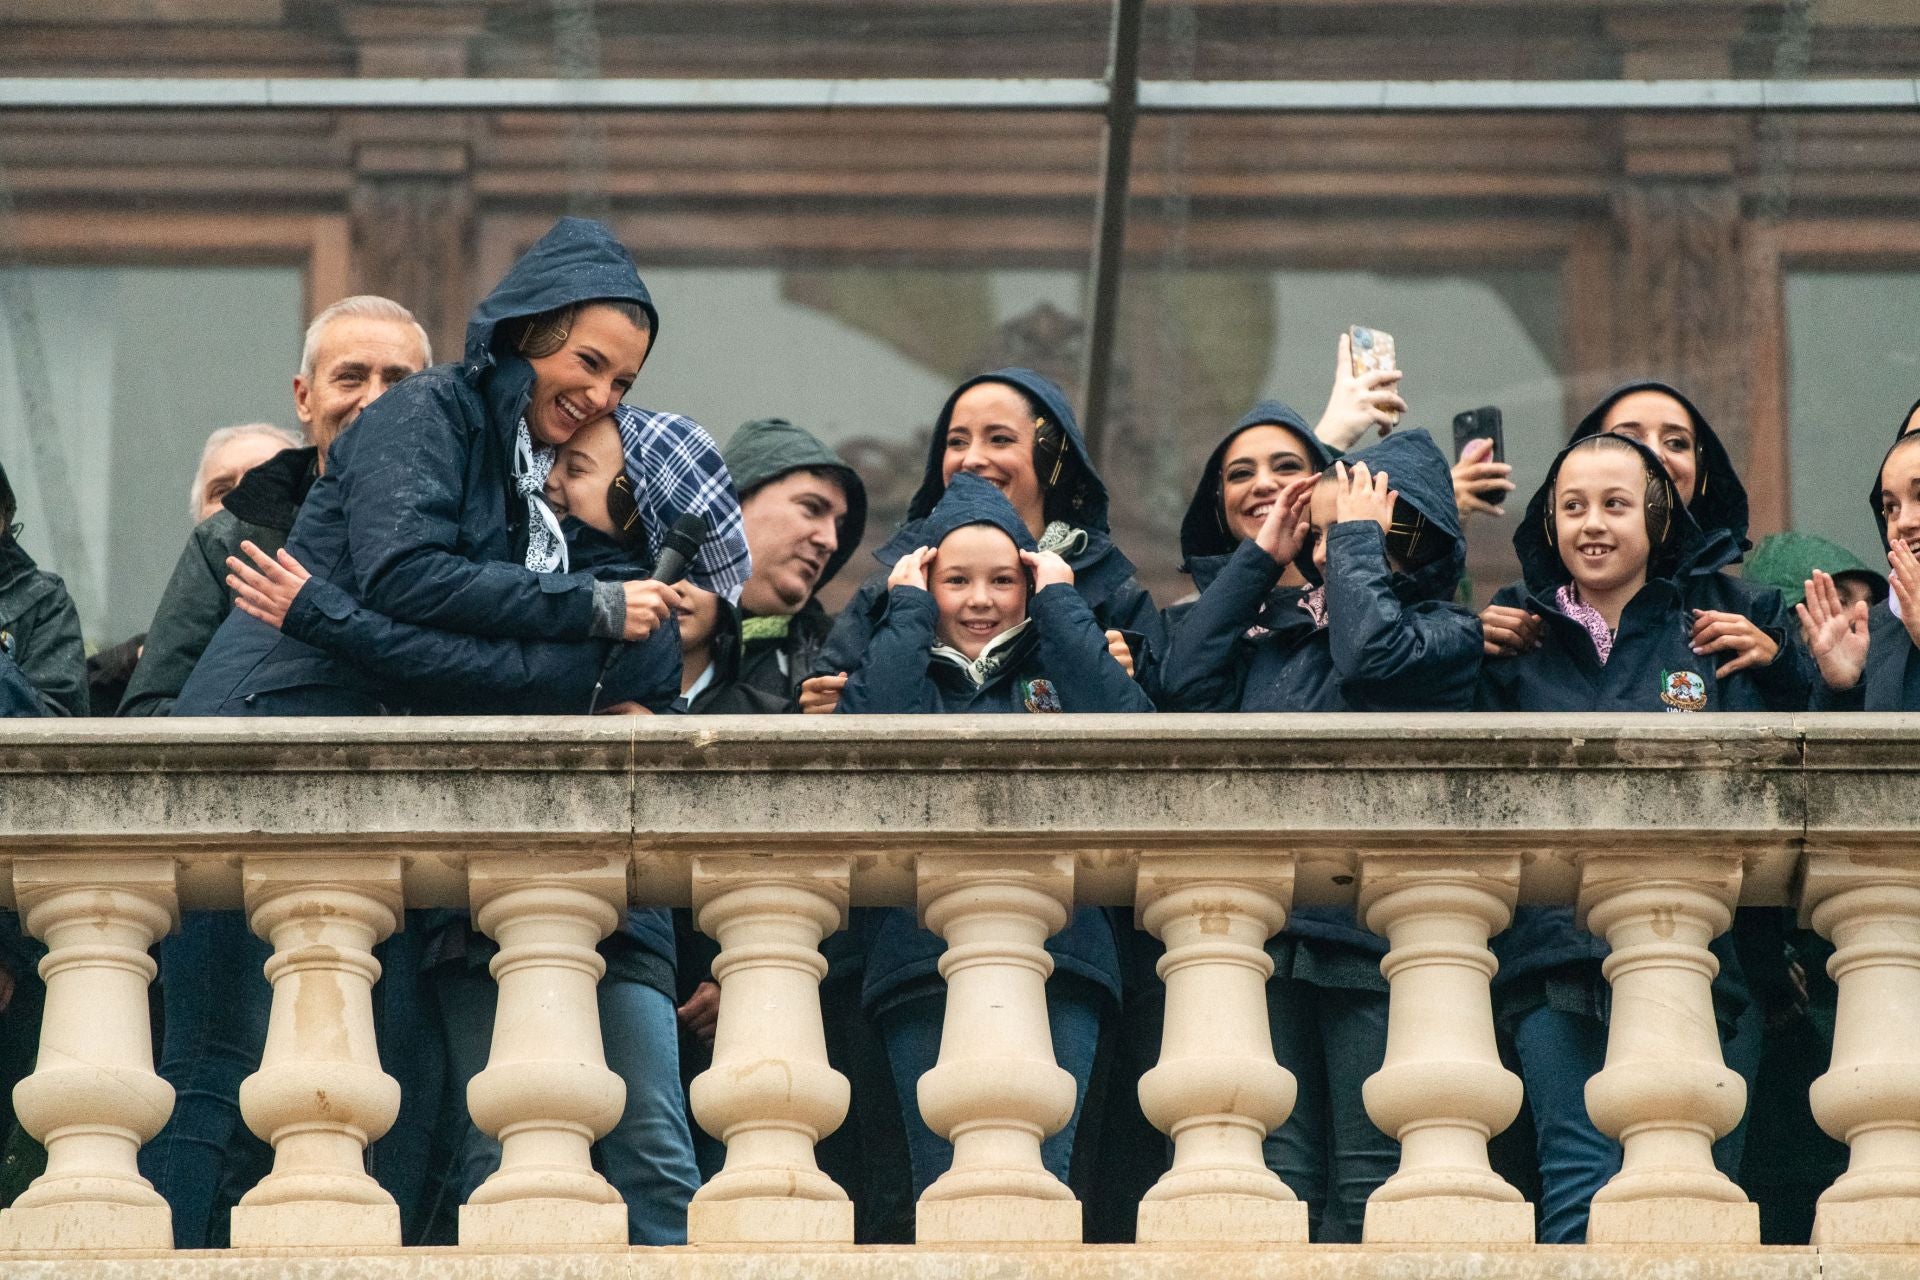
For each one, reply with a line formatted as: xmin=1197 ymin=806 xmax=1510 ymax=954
xmin=1481 ymin=433 xmax=1764 ymax=1243
xmin=1154 ymin=417 xmax=1480 ymax=1241
xmin=835 ymin=473 xmax=1147 ymax=1201
xmin=1801 ymin=429 xmax=1920 ymax=710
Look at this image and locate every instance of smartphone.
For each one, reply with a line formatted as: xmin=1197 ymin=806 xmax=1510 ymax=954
xmin=1451 ymin=406 xmax=1506 ymax=503
xmin=1347 ymin=325 xmax=1399 ymax=426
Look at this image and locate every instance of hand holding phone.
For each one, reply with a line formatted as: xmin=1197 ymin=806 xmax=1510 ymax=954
xmin=1451 ymin=406 xmax=1514 ymax=517
xmin=1347 ymin=326 xmax=1400 ymax=429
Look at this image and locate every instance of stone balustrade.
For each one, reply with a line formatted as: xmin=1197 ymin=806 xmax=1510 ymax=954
xmin=0 ymin=713 xmax=1915 ymax=1277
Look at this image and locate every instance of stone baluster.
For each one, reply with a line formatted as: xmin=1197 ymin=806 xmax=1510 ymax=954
xmin=913 ymin=852 xmax=1081 ymax=1243
xmin=459 ymin=852 xmax=630 ymax=1247
xmin=1578 ymin=855 xmax=1757 ymax=1243
xmin=1134 ymin=855 xmax=1307 ymax=1244
xmin=228 ymin=855 xmax=404 ymax=1247
xmin=687 ymin=854 xmax=854 ymax=1244
xmin=1358 ymin=854 xmax=1533 ymax=1243
xmin=1802 ymin=856 xmax=1920 ymax=1245
xmin=0 ymin=857 xmax=177 ymax=1250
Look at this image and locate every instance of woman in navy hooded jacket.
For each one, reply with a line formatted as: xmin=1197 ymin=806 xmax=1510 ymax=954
xmin=834 ymin=473 xmax=1150 ymax=1200
xmin=1801 ymin=428 xmax=1920 ymax=711
xmin=1154 ymin=418 xmax=1480 ymax=1241
xmin=1480 ymin=433 xmax=1770 ymax=1243
xmin=150 ymin=218 xmax=748 ymax=1247
xmin=807 ymin=368 xmax=1160 ymax=707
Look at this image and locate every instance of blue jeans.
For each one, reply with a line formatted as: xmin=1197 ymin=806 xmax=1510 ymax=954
xmin=1509 ymin=1005 xmax=1620 ymax=1244
xmin=875 ymin=973 xmax=1107 ymax=1199
xmin=1261 ymin=977 xmax=1398 ymax=1243
xmin=439 ymin=968 xmax=699 ymax=1245
xmin=142 ymin=911 xmax=447 ymax=1247
xmin=141 ymin=911 xmax=273 ymax=1248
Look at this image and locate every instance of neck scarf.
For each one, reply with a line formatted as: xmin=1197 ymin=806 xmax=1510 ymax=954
xmin=512 ymin=420 xmax=568 ymax=575
xmin=1556 ymin=583 xmax=1615 ymax=665
xmin=931 ymin=618 xmax=1033 ymax=687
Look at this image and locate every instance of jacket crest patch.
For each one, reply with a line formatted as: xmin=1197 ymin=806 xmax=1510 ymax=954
xmin=1022 ymin=677 xmax=1063 ymax=713
xmin=1659 ymin=668 xmax=1707 ymax=712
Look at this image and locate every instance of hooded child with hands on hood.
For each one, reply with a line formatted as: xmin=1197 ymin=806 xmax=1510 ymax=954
xmin=1479 ymin=381 xmax=1811 ymax=709
xmin=1800 ymin=428 xmax=1920 ymax=711
xmin=803 ymin=368 xmax=1157 ymax=712
xmin=1479 ymin=432 xmax=1763 ymax=1243
xmin=1151 ymin=420 xmax=1477 ymax=1241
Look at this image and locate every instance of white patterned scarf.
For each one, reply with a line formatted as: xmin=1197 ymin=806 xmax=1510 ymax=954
xmin=512 ymin=420 xmax=568 ymax=575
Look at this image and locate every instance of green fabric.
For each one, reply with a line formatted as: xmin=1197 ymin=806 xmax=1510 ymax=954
xmin=739 ymin=614 xmax=791 ymax=643
xmin=1745 ymin=531 xmax=1877 ymax=608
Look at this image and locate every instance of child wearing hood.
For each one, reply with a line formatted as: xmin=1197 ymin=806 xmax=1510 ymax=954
xmin=1153 ymin=418 xmax=1478 ymax=1241
xmin=833 ymin=472 xmax=1148 ymax=1203
xmin=1480 ymin=432 xmax=1766 ymax=1243
xmin=1800 ymin=430 xmax=1920 ymax=711
xmin=1481 ymin=381 xmax=1811 ymax=710
xmin=806 ymin=368 xmax=1158 ymax=711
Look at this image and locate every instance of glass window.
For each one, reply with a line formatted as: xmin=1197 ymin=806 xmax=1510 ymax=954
xmin=0 ymin=267 xmax=303 ymax=647
xmin=1786 ymin=270 xmax=1920 ymax=565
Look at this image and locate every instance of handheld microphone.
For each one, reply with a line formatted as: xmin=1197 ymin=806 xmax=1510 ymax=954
xmin=650 ymin=512 xmax=709 ymax=586
xmin=588 ymin=512 xmax=710 ymax=714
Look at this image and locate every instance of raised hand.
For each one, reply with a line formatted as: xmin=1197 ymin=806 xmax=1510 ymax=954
xmin=1453 ymin=436 xmax=1515 ymax=519
xmin=1892 ymin=541 xmax=1920 ymax=651
xmin=1254 ymin=475 xmax=1318 ymax=564
xmin=887 ymin=546 xmax=935 ymax=592
xmin=1020 ymin=548 xmax=1076 ymax=590
xmin=1312 ymin=332 xmax=1407 ymax=451
xmin=1796 ymin=570 xmax=1870 ymax=690
xmin=1331 ymin=460 xmax=1397 ymax=529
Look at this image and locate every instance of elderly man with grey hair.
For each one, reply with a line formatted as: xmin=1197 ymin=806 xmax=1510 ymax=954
xmin=120 ymin=294 xmax=430 ymax=715
xmin=188 ymin=423 xmax=301 ymax=523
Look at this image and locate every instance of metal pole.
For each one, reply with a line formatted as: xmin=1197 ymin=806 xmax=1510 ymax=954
xmin=1079 ymin=0 xmax=1146 ymax=470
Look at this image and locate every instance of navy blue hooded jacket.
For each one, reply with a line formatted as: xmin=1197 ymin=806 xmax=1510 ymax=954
xmin=835 ymin=473 xmax=1134 ymax=1012
xmin=814 ymin=368 xmax=1160 ymax=683
xmin=1815 ymin=431 xmax=1920 ymax=711
xmin=1155 ymin=420 xmax=1480 ymax=716
xmin=1496 ymin=380 xmax=1814 ymax=711
xmin=177 ymin=217 xmax=659 ymax=715
xmin=275 ymin=520 xmax=683 ymax=714
xmin=1484 ymin=435 xmax=1762 ymax=999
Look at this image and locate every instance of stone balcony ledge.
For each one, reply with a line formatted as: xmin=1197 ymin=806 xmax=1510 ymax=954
xmin=0 ymin=714 xmax=1916 ymax=1270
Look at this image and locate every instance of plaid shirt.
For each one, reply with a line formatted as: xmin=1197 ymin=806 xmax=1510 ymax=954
xmin=614 ymin=404 xmax=752 ymax=603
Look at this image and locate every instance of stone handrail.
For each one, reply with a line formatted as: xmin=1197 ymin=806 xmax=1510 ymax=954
xmin=0 ymin=713 xmax=1913 ymax=1257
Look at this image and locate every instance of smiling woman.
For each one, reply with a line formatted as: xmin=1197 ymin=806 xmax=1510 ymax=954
xmin=516 ymin=300 xmax=653 ymax=447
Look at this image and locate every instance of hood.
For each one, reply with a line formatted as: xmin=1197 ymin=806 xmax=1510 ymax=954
xmin=461 ymin=217 xmax=660 ymax=386
xmin=905 ymin=368 xmax=1108 ymax=533
xmin=0 ymin=456 xmax=13 ymax=535
xmin=1745 ymin=531 xmax=1881 ymax=608
xmin=1180 ymin=400 xmax=1334 ymax=569
xmin=221 ymin=446 xmax=318 ymax=532
xmin=1513 ymin=432 xmax=1703 ymax=596
xmin=1571 ymin=380 xmax=1748 ymax=561
xmin=723 ymin=416 xmax=869 ymax=593
xmin=1899 ymin=396 xmax=1920 ymax=441
xmin=1319 ymin=428 xmax=1466 ymax=602
xmin=920 ymin=471 xmax=1040 ymax=555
